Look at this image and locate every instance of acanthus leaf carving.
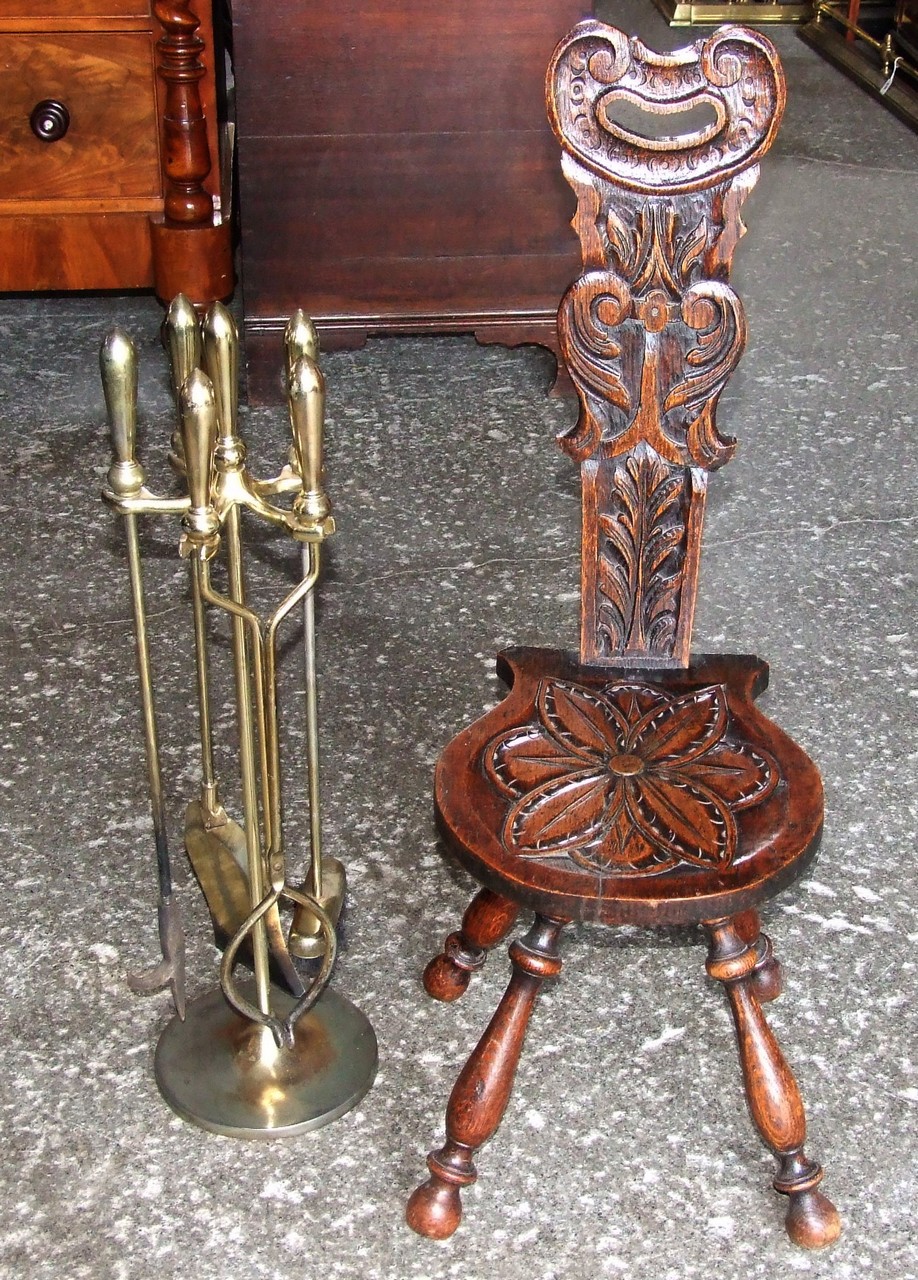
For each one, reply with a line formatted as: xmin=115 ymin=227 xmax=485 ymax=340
xmin=557 ymin=200 xmax=746 ymax=471
xmin=592 ymin=444 xmax=689 ymax=658
xmin=557 ymin=270 xmax=633 ymax=461
xmin=662 ymin=280 xmax=747 ymax=470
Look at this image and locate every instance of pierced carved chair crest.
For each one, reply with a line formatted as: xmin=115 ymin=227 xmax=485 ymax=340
xmin=546 ymin=23 xmax=786 ymax=668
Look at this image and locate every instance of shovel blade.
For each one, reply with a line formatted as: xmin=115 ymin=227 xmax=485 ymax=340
xmin=184 ymin=799 xmax=305 ymax=997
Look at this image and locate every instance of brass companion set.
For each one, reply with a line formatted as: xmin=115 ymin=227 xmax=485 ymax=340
xmin=100 ymin=299 xmax=376 ymax=1137
xmin=98 ymin=18 xmax=840 ymax=1249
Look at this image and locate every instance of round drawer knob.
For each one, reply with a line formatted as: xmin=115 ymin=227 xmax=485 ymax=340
xmin=30 ymin=99 xmax=71 ymax=143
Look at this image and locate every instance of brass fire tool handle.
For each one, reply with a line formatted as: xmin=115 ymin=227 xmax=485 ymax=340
xmin=100 ymin=329 xmax=186 ymax=1020
xmin=163 ymin=301 xmax=226 ymax=830
xmin=164 ymin=294 xmax=201 ymax=475
xmin=201 ymin=302 xmax=306 ymax=998
xmin=285 ymin=314 xmax=345 ymax=959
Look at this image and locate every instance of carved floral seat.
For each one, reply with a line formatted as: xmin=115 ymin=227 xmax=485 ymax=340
xmin=406 ymin=20 xmax=841 ymax=1249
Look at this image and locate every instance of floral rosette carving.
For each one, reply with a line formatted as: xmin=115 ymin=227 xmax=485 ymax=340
xmin=485 ymin=679 xmax=778 ymax=876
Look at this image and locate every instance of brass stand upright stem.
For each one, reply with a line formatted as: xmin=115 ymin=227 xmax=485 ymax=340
xmin=220 ymin=509 xmax=271 ymax=1015
xmin=302 ymin=544 xmax=323 ymax=902
xmin=189 ymin=558 xmax=223 ymax=822
xmin=124 ymin=518 xmax=171 ymax=901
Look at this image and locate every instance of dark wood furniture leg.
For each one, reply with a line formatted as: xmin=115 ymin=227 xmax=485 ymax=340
xmin=407 ymin=916 xmax=566 ymax=1239
xmin=705 ymin=919 xmax=841 ymax=1248
xmin=733 ymin=907 xmax=784 ymax=1003
xmin=150 ymin=0 xmax=233 ymax=306
xmin=423 ymin=888 xmax=521 ymax=1002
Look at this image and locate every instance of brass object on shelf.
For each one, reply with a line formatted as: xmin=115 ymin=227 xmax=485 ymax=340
xmin=800 ymin=1 xmax=918 ymax=130
xmin=100 ymin=300 xmax=377 ymax=1136
xmin=653 ymin=0 xmax=810 ymax=26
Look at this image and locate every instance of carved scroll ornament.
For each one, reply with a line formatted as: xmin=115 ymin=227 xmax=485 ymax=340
xmin=546 ymin=23 xmax=786 ymax=197
xmin=556 ymin=204 xmax=748 ymax=471
xmin=545 ymin=22 xmax=785 ymax=667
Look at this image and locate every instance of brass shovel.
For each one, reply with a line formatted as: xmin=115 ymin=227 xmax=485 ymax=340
xmin=164 ymin=298 xmax=304 ymax=995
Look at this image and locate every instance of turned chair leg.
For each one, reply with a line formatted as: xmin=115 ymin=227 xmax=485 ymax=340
xmin=705 ymin=918 xmax=841 ymax=1249
xmin=423 ymin=887 xmax=520 ymax=1002
xmin=407 ymin=915 xmax=565 ymax=1238
xmin=733 ymin=907 xmax=783 ymax=1003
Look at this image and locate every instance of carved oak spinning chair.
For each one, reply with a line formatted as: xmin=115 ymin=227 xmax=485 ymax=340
xmin=406 ymin=21 xmax=840 ymax=1249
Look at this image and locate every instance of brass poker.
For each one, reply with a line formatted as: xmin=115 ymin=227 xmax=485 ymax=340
xmin=100 ymin=328 xmax=186 ymax=1020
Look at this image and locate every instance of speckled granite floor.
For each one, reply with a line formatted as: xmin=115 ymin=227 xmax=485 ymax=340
xmin=1 ymin=9 xmax=916 ymax=1280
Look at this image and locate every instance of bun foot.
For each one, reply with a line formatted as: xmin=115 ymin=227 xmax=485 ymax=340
xmin=422 ymin=892 xmax=520 ymax=1002
xmin=406 ymin=1176 xmax=463 ymax=1239
xmin=785 ymin=1189 xmax=842 ymax=1250
xmin=423 ymin=948 xmax=471 ymax=1002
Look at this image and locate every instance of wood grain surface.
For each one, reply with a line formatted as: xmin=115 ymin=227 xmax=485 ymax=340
xmin=0 ymin=33 xmax=160 ymax=200
xmin=231 ymin=0 xmax=588 ymax=394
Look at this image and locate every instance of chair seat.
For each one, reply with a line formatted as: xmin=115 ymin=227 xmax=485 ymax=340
xmin=435 ymin=647 xmax=823 ymax=928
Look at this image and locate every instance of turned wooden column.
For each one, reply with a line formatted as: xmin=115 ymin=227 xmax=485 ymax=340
xmin=705 ymin=918 xmax=840 ymax=1248
xmin=154 ymin=0 xmax=215 ymax=225
xmin=423 ymin=889 xmax=521 ymax=1002
xmin=407 ymin=915 xmax=566 ymax=1238
xmin=150 ymin=0 xmax=233 ymax=305
xmin=733 ymin=907 xmax=784 ymax=1003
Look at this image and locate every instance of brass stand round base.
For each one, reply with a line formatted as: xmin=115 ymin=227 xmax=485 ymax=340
xmin=154 ymin=981 xmax=377 ymax=1138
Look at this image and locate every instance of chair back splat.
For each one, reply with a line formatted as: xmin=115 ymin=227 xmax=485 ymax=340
xmin=548 ymin=23 xmax=785 ymax=667
xmin=406 ymin=20 xmax=840 ymax=1253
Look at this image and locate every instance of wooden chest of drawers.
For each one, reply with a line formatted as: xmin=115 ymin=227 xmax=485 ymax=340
xmin=0 ymin=0 xmax=231 ymax=300
xmin=231 ymin=0 xmax=591 ymax=401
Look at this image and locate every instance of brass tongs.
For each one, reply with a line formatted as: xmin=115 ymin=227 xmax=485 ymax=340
xmin=175 ymin=351 xmax=336 ymax=1042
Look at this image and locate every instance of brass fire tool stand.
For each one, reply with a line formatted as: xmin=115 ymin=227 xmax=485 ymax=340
xmin=100 ymin=302 xmax=377 ymax=1138
xmin=653 ymin=0 xmax=810 ymax=26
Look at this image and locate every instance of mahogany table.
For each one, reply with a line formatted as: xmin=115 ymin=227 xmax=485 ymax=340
xmin=230 ymin=0 xmax=592 ymax=401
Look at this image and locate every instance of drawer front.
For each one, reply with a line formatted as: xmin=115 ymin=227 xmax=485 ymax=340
xmin=0 ymin=32 xmax=161 ymax=200
xmin=0 ymin=210 xmax=154 ymax=289
xmin=0 ymin=3 xmax=149 ymax=20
